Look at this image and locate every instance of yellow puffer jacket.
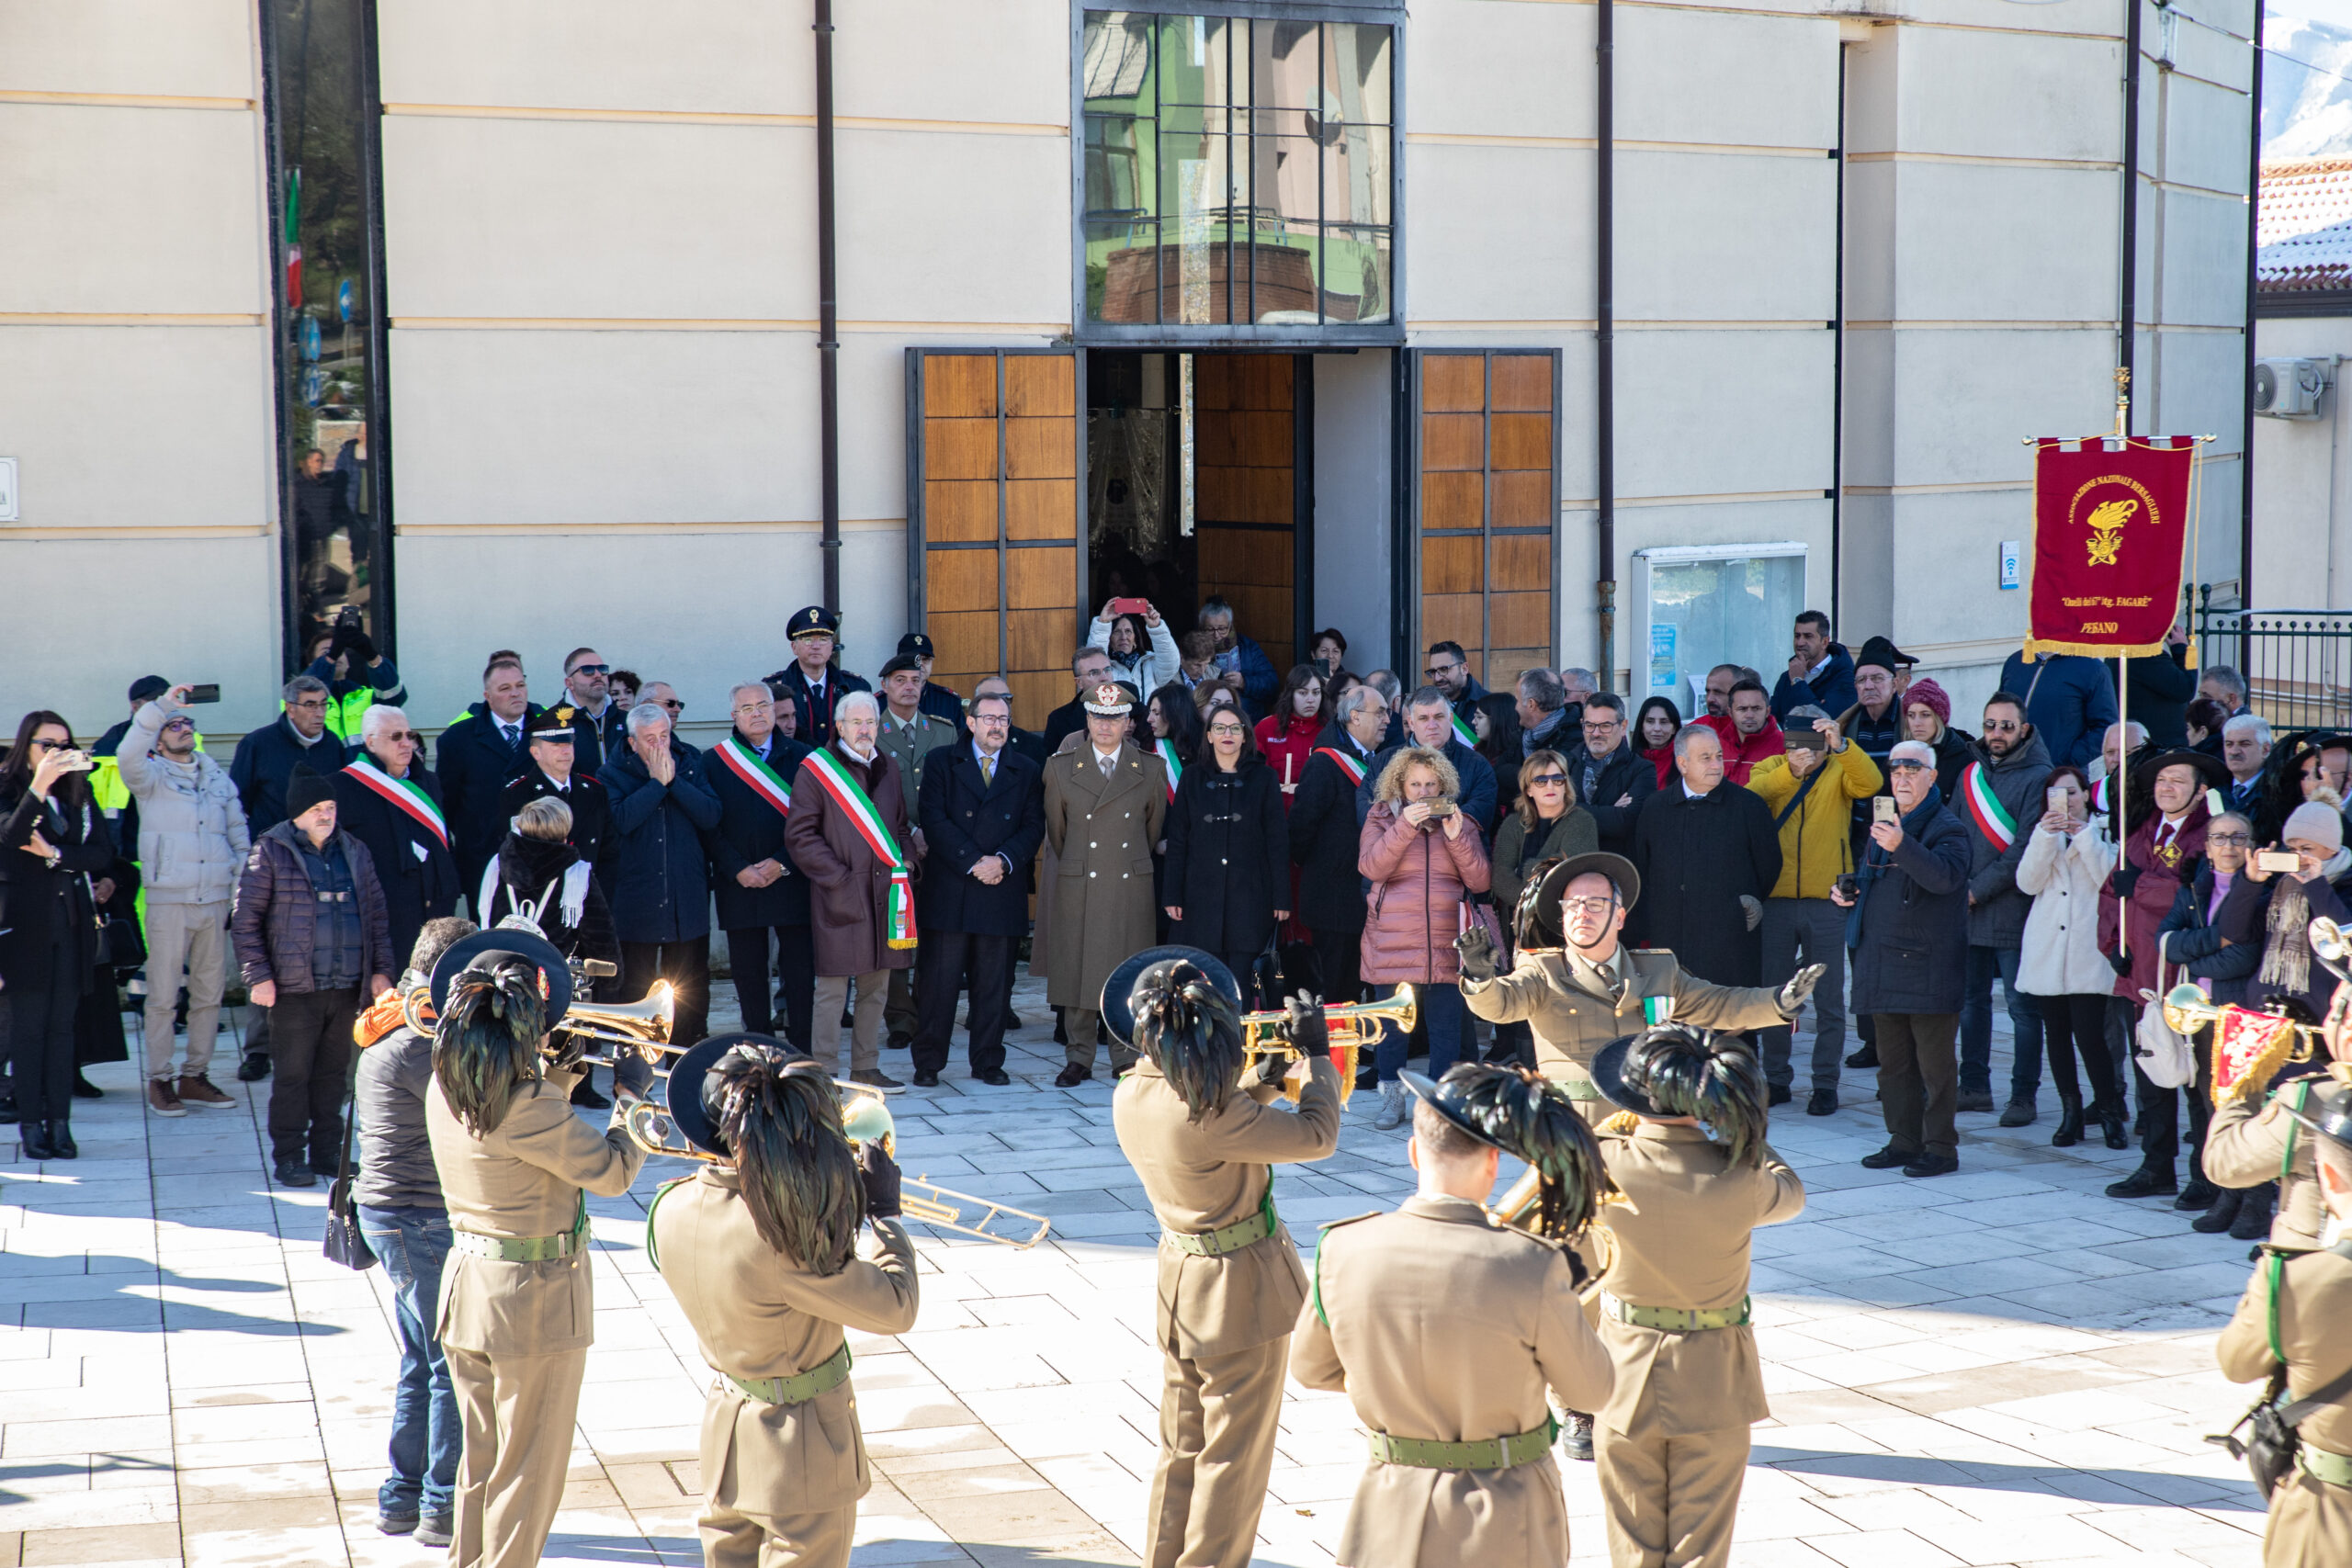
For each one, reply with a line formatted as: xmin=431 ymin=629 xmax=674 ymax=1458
xmin=1745 ymin=742 xmax=1883 ymax=900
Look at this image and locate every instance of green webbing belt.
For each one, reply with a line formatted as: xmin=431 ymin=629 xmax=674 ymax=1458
xmin=2268 ymin=1252 xmax=2290 ymax=1365
xmin=1603 ymin=1292 xmax=1753 ymax=1332
xmin=1165 ymin=1179 xmax=1280 ymax=1258
xmin=1366 ymin=1418 xmax=1558 ymax=1471
xmin=454 ymin=1192 xmax=589 ymax=1263
xmin=725 ymin=1342 xmax=853 ymax=1407
xmin=2301 ymin=1443 xmax=2352 ymax=1487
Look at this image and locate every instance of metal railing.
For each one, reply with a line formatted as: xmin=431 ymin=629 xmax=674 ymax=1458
xmin=2194 ymin=587 xmax=2352 ymax=732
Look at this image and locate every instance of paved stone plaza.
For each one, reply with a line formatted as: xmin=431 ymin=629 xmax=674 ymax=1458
xmin=0 ymin=982 xmax=2277 ymax=1567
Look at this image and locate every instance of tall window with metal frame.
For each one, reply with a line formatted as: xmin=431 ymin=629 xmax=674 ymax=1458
xmin=1081 ymin=9 xmax=1394 ymax=331
xmin=261 ymin=0 xmax=394 ymax=671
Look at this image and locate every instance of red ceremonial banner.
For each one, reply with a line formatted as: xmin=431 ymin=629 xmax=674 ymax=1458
xmin=2024 ymin=436 xmax=2197 ymax=660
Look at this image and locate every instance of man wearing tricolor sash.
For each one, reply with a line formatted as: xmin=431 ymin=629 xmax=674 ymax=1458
xmin=1952 ymin=692 xmax=2052 ymax=1125
xmin=786 ymin=690 xmax=916 ymax=1092
xmin=334 ymin=705 xmax=461 ymax=981
xmin=1289 ymin=683 xmax=1389 ymax=1009
xmin=707 ymin=681 xmax=818 ymax=1050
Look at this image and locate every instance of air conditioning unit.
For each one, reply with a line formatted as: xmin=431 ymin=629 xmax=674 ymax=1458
xmin=2254 ymin=357 xmax=2332 ymax=420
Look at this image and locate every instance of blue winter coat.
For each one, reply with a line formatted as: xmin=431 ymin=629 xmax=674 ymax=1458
xmin=1849 ymin=787 xmax=1972 ymax=1016
xmin=599 ymin=739 xmax=723 ymax=943
xmin=1770 ymin=641 xmax=1858 ymax=725
xmin=1997 ymin=651 xmax=2118 ymax=771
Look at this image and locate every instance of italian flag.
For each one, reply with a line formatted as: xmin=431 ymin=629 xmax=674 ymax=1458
xmin=801 ymin=749 xmax=917 ymax=949
xmin=1315 ymin=747 xmax=1366 ymax=786
xmin=1451 ymin=712 xmax=1476 ymax=748
xmin=713 ymin=736 xmax=793 ymax=818
xmin=1961 ymin=761 xmax=2017 ymax=850
xmin=343 ymin=758 xmax=447 ymax=846
xmin=1156 ymin=739 xmax=1183 ymax=801
xmin=283 ymin=167 xmax=302 ymax=308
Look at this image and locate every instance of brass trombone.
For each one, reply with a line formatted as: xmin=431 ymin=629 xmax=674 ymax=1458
xmin=622 ymin=1088 xmax=1052 ymax=1249
xmin=1239 ymin=987 xmax=1417 ymax=1107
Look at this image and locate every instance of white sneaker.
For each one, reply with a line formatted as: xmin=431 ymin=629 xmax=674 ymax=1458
xmin=1374 ymin=1080 xmax=1407 ymax=1130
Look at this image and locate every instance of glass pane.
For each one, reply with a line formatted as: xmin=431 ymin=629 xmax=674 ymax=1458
xmin=1259 ymin=18 xmax=1318 ymax=111
xmin=1084 ymin=112 xmax=1152 ymax=220
xmin=1324 ymin=22 xmax=1394 ymax=127
xmin=1082 ymin=12 xmax=1155 ymax=109
xmin=1321 ymin=224 xmax=1389 ymax=323
xmin=1160 ymin=117 xmax=1240 ymax=325
xmin=1158 ymin=13 xmax=1241 ymax=107
xmin=1251 ymin=219 xmax=1320 ymax=324
xmin=1640 ymin=554 xmax=1807 ymax=713
xmin=269 ymin=0 xmax=382 ymax=660
xmin=1089 ymin=217 xmax=1161 ymax=323
xmin=1324 ymin=119 xmax=1388 ymax=230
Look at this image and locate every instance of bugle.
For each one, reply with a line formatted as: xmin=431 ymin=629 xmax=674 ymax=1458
xmin=2310 ymin=917 xmax=2352 ymax=987
xmin=1238 ymin=987 xmax=1416 ymax=1107
xmin=559 ymin=981 xmax=683 ymax=1071
xmin=2158 ymin=984 xmax=2324 ymax=1054
xmin=620 ymin=1088 xmax=1052 ymax=1249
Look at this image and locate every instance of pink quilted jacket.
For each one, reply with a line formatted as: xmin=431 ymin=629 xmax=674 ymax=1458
xmin=1356 ymin=802 xmax=1492 ymax=986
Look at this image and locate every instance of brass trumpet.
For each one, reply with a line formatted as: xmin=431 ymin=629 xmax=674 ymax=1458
xmin=2158 ymin=983 xmax=2324 ymax=1056
xmin=622 ymin=1089 xmax=1052 ymax=1249
xmin=1239 ymin=987 xmax=1417 ymax=1107
xmin=560 ymin=983 xmax=680 ymax=1071
xmin=2310 ymin=917 xmax=2352 ymax=987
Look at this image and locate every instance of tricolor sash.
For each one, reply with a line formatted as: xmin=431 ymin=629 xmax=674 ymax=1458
xmin=344 ymin=758 xmax=448 ymax=847
xmin=713 ymin=736 xmax=794 ymax=818
xmin=802 ymin=748 xmax=917 ymax=949
xmin=1960 ymin=762 xmax=2016 ymax=850
xmin=1315 ymin=746 xmax=1367 ymax=787
xmin=1451 ymin=712 xmax=1477 ymax=748
xmin=1156 ymin=739 xmax=1183 ymax=801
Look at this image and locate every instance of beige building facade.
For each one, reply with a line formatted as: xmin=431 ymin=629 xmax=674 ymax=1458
xmin=0 ymin=0 xmax=2254 ymax=742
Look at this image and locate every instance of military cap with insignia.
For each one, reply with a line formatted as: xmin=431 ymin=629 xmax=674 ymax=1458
xmin=897 ymin=632 xmax=936 ymax=659
xmin=524 ymin=708 xmax=577 ymax=740
xmin=1082 ymin=681 xmax=1133 ymax=716
xmin=786 ymin=605 xmax=842 ymax=639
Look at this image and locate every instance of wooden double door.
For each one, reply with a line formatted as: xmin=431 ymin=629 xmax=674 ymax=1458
xmin=906 ymin=346 xmax=1559 ymax=728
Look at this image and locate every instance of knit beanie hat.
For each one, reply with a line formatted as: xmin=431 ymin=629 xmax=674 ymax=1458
xmin=1905 ymin=678 xmax=1952 ymax=728
xmin=2284 ymin=800 xmax=2346 ymax=854
xmin=285 ymin=764 xmax=336 ymax=823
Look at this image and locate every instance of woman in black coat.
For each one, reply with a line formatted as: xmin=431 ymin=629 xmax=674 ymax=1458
xmin=1162 ymin=703 xmax=1289 ymax=983
xmin=1 ymin=711 xmax=117 ymax=1160
xmin=1148 ymin=683 xmax=1204 ymax=942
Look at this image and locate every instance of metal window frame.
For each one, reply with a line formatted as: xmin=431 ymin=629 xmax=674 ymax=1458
xmin=1071 ymin=1 xmax=1407 ymax=348
xmin=904 ymin=346 xmax=1092 ymax=669
xmin=1394 ymin=347 xmax=1566 ymax=681
xmin=258 ymin=0 xmax=398 ymax=675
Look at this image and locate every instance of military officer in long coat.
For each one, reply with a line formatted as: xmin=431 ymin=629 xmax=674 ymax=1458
xmin=1110 ymin=954 xmax=1342 ymax=1568
xmin=2215 ymin=1077 xmax=2352 ymax=1567
xmin=1044 ymin=682 xmax=1168 ymax=1085
xmin=648 ymin=1036 xmax=919 ymax=1568
xmin=1293 ymin=1063 xmax=1617 ymax=1568
xmin=1584 ymin=1024 xmax=1805 ymax=1568
xmin=1454 ymin=852 xmax=1819 ymax=1117
xmin=423 ymin=931 xmax=648 ymax=1568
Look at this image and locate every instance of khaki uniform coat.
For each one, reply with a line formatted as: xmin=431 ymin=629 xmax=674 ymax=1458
xmin=1292 ymin=1196 xmax=1616 ymax=1568
xmin=1589 ymin=1122 xmax=1805 ymax=1568
xmin=1463 ymin=947 xmax=1791 ymax=1108
xmin=786 ymin=741 xmax=917 ymax=977
xmin=877 ymin=709 xmax=958 ymax=807
xmin=2216 ymin=1240 xmax=2352 ymax=1567
xmin=650 ymin=1168 xmax=920 ymax=1568
xmin=1115 ymin=1054 xmax=1342 ymax=1568
xmin=1042 ymin=739 xmax=1168 ymax=1012
xmin=2206 ymin=1077 xmax=2326 ymax=1252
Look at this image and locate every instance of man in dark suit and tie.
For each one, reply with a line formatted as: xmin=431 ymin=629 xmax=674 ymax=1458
xmin=911 ymin=688 xmax=1046 ymax=1087
xmin=705 ymin=681 xmax=818 ymax=1050
xmin=435 ymin=656 xmax=544 ymax=913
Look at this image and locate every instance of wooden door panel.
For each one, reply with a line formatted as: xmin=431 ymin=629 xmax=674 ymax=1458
xmin=1414 ymin=350 xmax=1559 ymax=688
xmin=910 ymin=348 xmax=1083 ymax=733
xmin=1193 ymin=355 xmax=1298 ymax=677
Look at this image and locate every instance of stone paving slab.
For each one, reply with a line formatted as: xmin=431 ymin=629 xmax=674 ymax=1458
xmin=0 ymin=981 xmax=2268 ymax=1565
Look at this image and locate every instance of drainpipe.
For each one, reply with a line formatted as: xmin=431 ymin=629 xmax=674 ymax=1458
xmin=1595 ymin=0 xmax=1616 ymax=687
xmin=2118 ymin=0 xmax=2142 ymax=433
xmin=815 ymin=0 xmax=842 ymax=610
xmin=2241 ymin=4 xmax=2263 ymax=604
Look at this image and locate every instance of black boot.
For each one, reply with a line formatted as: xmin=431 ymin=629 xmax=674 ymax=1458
xmin=2051 ymin=1095 xmax=2084 ymax=1147
xmin=47 ymin=1118 xmax=75 ymax=1159
xmin=2106 ymin=1163 xmax=2177 ymax=1199
xmin=2174 ymin=1175 xmax=2221 ymax=1213
xmin=2189 ymin=1188 xmax=2245 ymax=1234
xmin=19 ymin=1119 xmax=56 ymax=1162
xmin=2096 ymin=1099 xmax=2129 ymax=1150
xmin=2229 ymin=1183 xmax=2277 ymax=1242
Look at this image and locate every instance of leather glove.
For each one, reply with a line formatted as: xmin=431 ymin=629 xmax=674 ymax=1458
xmin=1776 ymin=963 xmax=1827 ymax=1019
xmin=857 ymin=1139 xmax=903 ymax=1221
xmin=1740 ymin=894 xmax=1763 ymax=932
xmin=344 ymin=629 xmax=378 ymax=665
xmin=327 ymin=620 xmax=357 ymax=659
xmin=2107 ymin=949 xmax=2135 ymax=977
xmin=1284 ymin=990 xmax=1331 ymax=1059
xmin=2109 ymin=862 xmax=2142 ymax=899
xmin=1454 ymin=926 xmax=1499 ymax=985
xmin=1253 ymin=1050 xmax=1293 ymax=1089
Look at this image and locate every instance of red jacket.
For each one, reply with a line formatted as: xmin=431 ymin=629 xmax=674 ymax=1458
xmin=1697 ymin=714 xmax=1787 ymax=786
xmin=1356 ymin=802 xmax=1492 ymax=986
xmin=1255 ymin=711 xmax=1323 ymax=807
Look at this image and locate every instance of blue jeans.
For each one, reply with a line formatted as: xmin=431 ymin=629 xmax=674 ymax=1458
xmin=1372 ymin=981 xmax=1467 ymax=1084
xmin=358 ymin=1204 xmax=458 ymax=1520
xmin=1959 ymin=944 xmax=2043 ymax=1102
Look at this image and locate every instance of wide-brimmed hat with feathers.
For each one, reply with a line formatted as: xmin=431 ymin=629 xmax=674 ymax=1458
xmin=1401 ymin=1063 xmax=1618 ymax=1239
xmin=1589 ymin=1024 xmax=1771 ymax=1169
xmin=691 ymin=1035 xmax=865 ymax=1276
xmin=1114 ymin=946 xmax=1247 ymax=1122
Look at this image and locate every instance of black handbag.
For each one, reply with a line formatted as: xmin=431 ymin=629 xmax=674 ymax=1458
xmin=322 ymin=1095 xmax=378 ymax=1272
xmin=99 ymin=913 xmax=147 ymax=969
xmin=2206 ymin=1248 xmax=2352 ymax=1495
